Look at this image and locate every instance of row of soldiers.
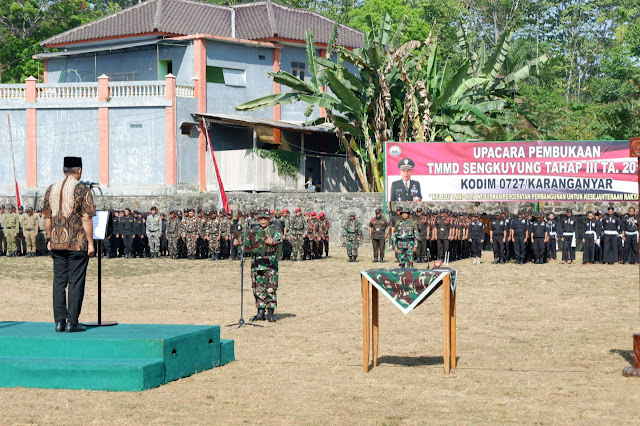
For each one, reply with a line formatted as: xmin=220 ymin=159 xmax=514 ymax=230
xmin=104 ymin=207 xmax=332 ymax=261
xmin=488 ymin=206 xmax=639 ymax=265
xmin=0 ymin=205 xmax=48 ymax=257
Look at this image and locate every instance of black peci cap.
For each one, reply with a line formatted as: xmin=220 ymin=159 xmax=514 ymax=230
xmin=63 ymin=156 xmax=82 ymax=168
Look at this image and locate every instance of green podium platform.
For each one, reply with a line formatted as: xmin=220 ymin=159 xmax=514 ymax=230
xmin=0 ymin=322 xmax=234 ymax=391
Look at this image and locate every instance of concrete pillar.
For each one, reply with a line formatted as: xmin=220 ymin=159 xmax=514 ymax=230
xmin=194 ymin=38 xmax=207 ymax=191
xmin=98 ymin=74 xmax=110 ymax=186
xmin=25 ymin=76 xmax=37 ymax=188
xmin=319 ymin=49 xmax=327 ymax=118
xmin=272 ymin=48 xmax=281 ymax=145
xmin=165 ymin=73 xmax=177 ymax=186
xmin=43 ymin=60 xmax=48 ymax=84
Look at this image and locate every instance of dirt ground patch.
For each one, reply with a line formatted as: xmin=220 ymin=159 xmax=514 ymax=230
xmin=0 ymin=247 xmax=638 ymax=424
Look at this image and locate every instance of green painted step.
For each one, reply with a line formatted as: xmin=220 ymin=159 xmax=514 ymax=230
xmin=0 ymin=356 xmax=165 ymax=391
xmin=0 ymin=322 xmax=235 ymax=391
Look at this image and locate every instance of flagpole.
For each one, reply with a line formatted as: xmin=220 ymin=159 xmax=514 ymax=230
xmin=203 ymin=120 xmax=229 ymax=213
xmin=6 ymin=114 xmax=21 ymax=207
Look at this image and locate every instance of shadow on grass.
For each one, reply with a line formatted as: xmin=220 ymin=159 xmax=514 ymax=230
xmin=275 ymin=313 xmax=297 ymax=321
xmin=610 ymin=349 xmax=634 ymax=365
xmin=378 ymin=355 xmax=460 ymax=367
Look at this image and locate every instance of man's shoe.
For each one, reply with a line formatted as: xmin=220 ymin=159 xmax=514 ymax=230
xmin=267 ymin=308 xmax=276 ymax=322
xmin=65 ymin=323 xmax=86 ymax=333
xmin=373 ymin=257 xmax=378 ymax=262
xmin=250 ymin=308 xmax=265 ymax=322
xmin=55 ymin=321 xmax=66 ymax=332
xmin=379 ymin=257 xmax=384 ymax=263
xmin=491 ymin=259 xmax=499 ymax=264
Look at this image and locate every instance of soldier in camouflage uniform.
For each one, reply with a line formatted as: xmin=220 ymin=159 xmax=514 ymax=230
xmin=393 ymin=206 xmax=419 ymax=268
xmin=235 ymin=208 xmax=283 ymax=323
xmin=302 ymin=212 xmax=313 ymax=260
xmin=289 ymin=208 xmax=306 ymax=261
xmin=181 ymin=209 xmax=200 ymax=260
xmin=166 ymin=210 xmax=180 ymax=259
xmin=219 ymin=208 xmax=231 ymax=259
xmin=206 ymin=210 xmax=221 ymax=260
xmin=343 ymin=212 xmax=362 ymax=262
xmin=146 ymin=206 xmax=162 ymax=258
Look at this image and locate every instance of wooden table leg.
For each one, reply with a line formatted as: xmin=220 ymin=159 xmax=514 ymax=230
xmin=442 ymin=274 xmax=451 ymax=375
xmin=362 ymin=275 xmax=370 ymax=373
xmin=372 ymin=287 xmax=379 ymax=367
xmin=450 ymin=281 xmax=457 ymax=370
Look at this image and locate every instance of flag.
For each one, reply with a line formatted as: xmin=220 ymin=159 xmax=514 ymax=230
xmin=203 ymin=122 xmax=229 ymax=213
xmin=15 ymin=181 xmax=21 ymax=208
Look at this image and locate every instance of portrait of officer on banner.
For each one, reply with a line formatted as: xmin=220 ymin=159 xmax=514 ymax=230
xmin=390 ymin=158 xmax=422 ymax=201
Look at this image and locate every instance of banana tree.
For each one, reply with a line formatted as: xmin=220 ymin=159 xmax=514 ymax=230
xmin=237 ymin=14 xmax=549 ymax=192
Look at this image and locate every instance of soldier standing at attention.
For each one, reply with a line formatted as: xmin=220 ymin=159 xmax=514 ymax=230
xmin=181 ymin=208 xmax=199 ymax=260
xmin=0 ymin=205 xmax=6 ymax=256
xmin=434 ymin=210 xmax=451 ymax=261
xmin=235 ymin=208 xmax=283 ymax=323
xmin=43 ymin=156 xmax=96 ymax=333
xmin=622 ymin=207 xmax=639 ymax=265
xmin=271 ymin=210 xmax=285 ymax=261
xmin=281 ymin=209 xmax=292 ymax=260
xmin=37 ymin=209 xmax=46 ymax=256
xmin=389 ymin=206 xmax=402 ymax=251
xmin=546 ymin=212 xmax=558 ymax=261
xmin=415 ymin=207 xmax=428 ymax=263
xmin=146 ymin=206 xmax=161 ymax=259
xmin=289 ymin=208 xmax=305 ymax=261
xmin=302 ymin=212 xmax=314 ymax=261
xmin=159 ymin=213 xmax=168 ymax=256
xmin=229 ymin=211 xmax=242 ymax=260
xmin=318 ymin=212 xmax=330 ymax=258
xmin=369 ymin=208 xmax=389 ymax=263
xmin=218 ymin=208 xmax=230 ymax=259
xmin=530 ymin=213 xmax=548 ymax=264
xmin=560 ymin=208 xmax=577 ymax=264
xmin=490 ymin=211 xmax=506 ymax=264
xmin=343 ymin=212 xmax=362 ymax=262
xmin=17 ymin=205 xmax=26 ymax=256
xmin=166 ymin=210 xmax=179 ymax=259
xmin=468 ymin=213 xmax=484 ymax=264
xmin=393 ymin=207 xmax=418 ymax=268
xmin=510 ymin=210 xmax=530 ymax=264
xmin=121 ymin=208 xmax=135 ymax=258
xmin=4 ymin=205 xmax=20 ymax=257
xmin=132 ymin=211 xmax=144 ymax=258
xmin=206 ymin=210 xmax=221 ymax=260
xmin=23 ymin=207 xmax=39 ymax=258
xmin=582 ymin=211 xmax=600 ymax=264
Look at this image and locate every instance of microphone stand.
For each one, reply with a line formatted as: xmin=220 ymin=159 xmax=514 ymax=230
xmin=227 ymin=218 xmax=262 ymax=328
xmin=84 ymin=183 xmax=117 ymax=327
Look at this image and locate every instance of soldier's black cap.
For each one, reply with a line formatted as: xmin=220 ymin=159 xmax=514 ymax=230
xmin=18 ymin=206 xmax=23 ymax=210
xmin=495 ymin=211 xmax=501 ymax=215
xmin=608 ymin=206 xmax=614 ymax=211
xmin=26 ymin=206 xmax=33 ymax=211
xmin=587 ymin=210 xmax=594 ymax=215
xmin=9 ymin=204 xmax=15 ymax=209
xmin=517 ymin=210 xmax=524 ymax=214
xmin=440 ymin=209 xmax=446 ymax=214
xmin=150 ymin=206 xmax=157 ymax=211
xmin=416 ymin=207 xmax=423 ymax=212
xmin=211 ymin=210 xmax=217 ymax=214
xmin=398 ymin=158 xmax=415 ymax=170
xmin=375 ymin=208 xmax=382 ymax=214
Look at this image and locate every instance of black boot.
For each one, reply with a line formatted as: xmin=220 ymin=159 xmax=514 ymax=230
xmin=373 ymin=257 xmax=378 ymax=262
xmin=251 ymin=308 xmax=265 ymax=322
xmin=380 ymin=256 xmax=384 ymax=263
xmin=267 ymin=308 xmax=276 ymax=322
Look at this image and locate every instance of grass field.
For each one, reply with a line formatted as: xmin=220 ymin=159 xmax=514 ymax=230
xmin=0 ymin=247 xmax=638 ymax=424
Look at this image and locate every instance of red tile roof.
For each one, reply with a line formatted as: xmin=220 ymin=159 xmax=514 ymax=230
xmin=41 ymin=0 xmax=363 ymax=48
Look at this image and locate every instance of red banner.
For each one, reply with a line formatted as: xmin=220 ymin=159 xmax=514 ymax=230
xmin=385 ymin=141 xmax=638 ymax=203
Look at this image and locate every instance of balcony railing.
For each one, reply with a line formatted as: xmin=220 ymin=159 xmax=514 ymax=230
xmin=0 ymin=84 xmax=27 ymax=100
xmin=36 ymin=83 xmax=99 ymax=99
xmin=176 ymin=84 xmax=195 ymax=98
xmin=109 ymin=81 xmax=166 ymax=98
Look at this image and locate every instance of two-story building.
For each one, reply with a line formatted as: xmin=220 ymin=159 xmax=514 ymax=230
xmin=0 ymin=0 xmax=363 ymax=198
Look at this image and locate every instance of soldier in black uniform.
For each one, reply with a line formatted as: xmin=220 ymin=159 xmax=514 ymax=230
xmin=501 ymin=210 xmax=513 ymax=262
xmin=468 ymin=213 xmax=485 ymax=264
xmin=545 ymin=212 xmax=558 ymax=261
xmin=582 ymin=211 xmax=600 ymax=264
xmin=160 ymin=212 xmax=168 ymax=256
xmin=595 ymin=211 xmax=604 ymax=263
xmin=510 ymin=210 xmax=530 ymax=264
xmin=490 ymin=211 xmax=506 ymax=264
xmin=133 ymin=211 xmax=146 ymax=258
xmin=433 ymin=210 xmax=451 ymax=261
xmin=601 ymin=206 xmax=619 ymax=264
xmin=390 ymin=158 xmax=422 ymax=202
xmin=110 ymin=210 xmax=121 ymax=258
xmin=121 ymin=208 xmax=135 ymax=258
xmin=560 ymin=208 xmax=577 ymax=264
xmin=530 ymin=213 xmax=548 ymax=264
xmin=622 ymin=207 xmax=638 ymax=264
xmin=369 ymin=208 xmax=390 ymax=262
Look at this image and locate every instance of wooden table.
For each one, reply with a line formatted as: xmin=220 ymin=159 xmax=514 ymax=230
xmin=361 ymin=271 xmax=456 ymax=374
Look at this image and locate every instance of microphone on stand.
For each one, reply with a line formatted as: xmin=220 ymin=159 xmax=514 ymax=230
xmin=80 ymin=181 xmax=100 ymax=188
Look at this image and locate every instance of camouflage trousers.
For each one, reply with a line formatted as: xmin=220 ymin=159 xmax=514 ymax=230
xmin=345 ymin=234 xmax=359 ymax=257
xmin=167 ymin=235 xmax=178 ymax=257
xmin=396 ymin=242 xmax=416 ymax=268
xmin=251 ymin=256 xmax=278 ymax=309
xmin=208 ymin=237 xmax=220 ymax=254
xmin=186 ymin=234 xmax=198 ymax=256
xmin=148 ymin=231 xmax=160 ymax=254
xmin=290 ymin=233 xmax=303 ymax=258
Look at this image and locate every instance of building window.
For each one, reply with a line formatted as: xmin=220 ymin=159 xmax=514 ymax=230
xmin=206 ymin=66 xmax=246 ymax=87
xmin=291 ymin=61 xmax=306 ymax=80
